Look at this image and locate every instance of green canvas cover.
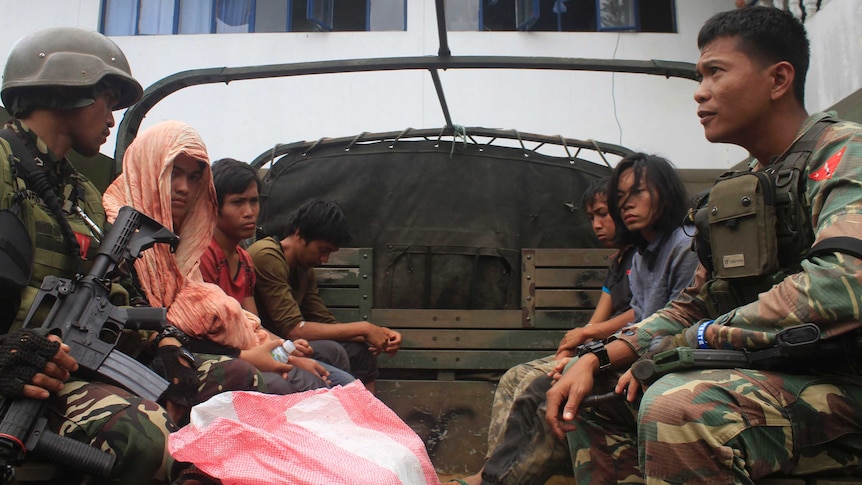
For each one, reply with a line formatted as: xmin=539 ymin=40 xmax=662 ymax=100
xmin=257 ymin=137 xmax=613 ymax=310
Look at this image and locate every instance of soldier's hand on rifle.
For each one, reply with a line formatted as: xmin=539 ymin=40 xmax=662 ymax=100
xmin=615 ymin=368 xmax=645 ymax=402
xmin=545 ymin=354 xmax=598 ymax=440
xmin=0 ymin=330 xmax=78 ymax=400
xmin=240 ymin=339 xmax=294 ymax=378
xmin=30 ymin=335 xmax=78 ymax=399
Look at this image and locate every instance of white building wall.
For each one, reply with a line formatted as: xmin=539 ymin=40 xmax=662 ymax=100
xmin=0 ymin=0 xmax=857 ymax=169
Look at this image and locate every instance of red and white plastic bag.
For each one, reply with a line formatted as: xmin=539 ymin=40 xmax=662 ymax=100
xmin=169 ymin=381 xmax=440 ymax=485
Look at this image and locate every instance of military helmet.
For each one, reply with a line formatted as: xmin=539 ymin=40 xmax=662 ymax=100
xmin=1 ymin=27 xmax=143 ymax=115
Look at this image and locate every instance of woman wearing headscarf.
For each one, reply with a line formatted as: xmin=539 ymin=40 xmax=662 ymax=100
xmin=103 ymin=121 xmax=349 ymax=420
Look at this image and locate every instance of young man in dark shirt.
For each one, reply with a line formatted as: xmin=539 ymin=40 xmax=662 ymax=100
xmin=249 ymin=199 xmax=402 ymax=392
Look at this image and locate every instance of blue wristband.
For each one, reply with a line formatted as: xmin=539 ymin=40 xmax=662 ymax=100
xmin=696 ymin=320 xmax=714 ymax=349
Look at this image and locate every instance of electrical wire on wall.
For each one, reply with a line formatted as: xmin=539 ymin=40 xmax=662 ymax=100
xmin=611 ymin=31 xmax=623 ymax=146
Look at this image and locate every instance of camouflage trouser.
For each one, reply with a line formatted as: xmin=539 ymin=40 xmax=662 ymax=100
xmin=193 ymin=353 xmax=267 ymax=404
xmin=482 ymin=373 xmax=572 ymax=485
xmin=48 ymin=379 xmax=176 ymax=485
xmin=566 ymin=369 xmax=862 ymax=484
xmin=487 ymin=354 xmax=557 ymax=455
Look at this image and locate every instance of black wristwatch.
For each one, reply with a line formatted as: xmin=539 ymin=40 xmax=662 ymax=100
xmin=577 ymin=341 xmax=612 ymax=373
xmin=151 ymin=326 xmax=190 ymax=351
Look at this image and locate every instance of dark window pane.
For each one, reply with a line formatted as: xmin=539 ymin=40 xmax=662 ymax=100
xmin=639 ymin=0 xmax=676 ymax=33
xmin=307 ymin=0 xmax=335 ymax=31
xmin=332 ymin=0 xmax=366 ymax=32
xmin=481 ymin=0 xmax=516 ymax=31
xmin=515 ymin=0 xmax=539 ymax=30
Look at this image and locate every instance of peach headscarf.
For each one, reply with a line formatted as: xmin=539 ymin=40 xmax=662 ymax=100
xmin=103 ymin=120 xmax=267 ymax=350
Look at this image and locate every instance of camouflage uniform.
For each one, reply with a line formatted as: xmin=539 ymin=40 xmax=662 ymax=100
xmin=487 ymin=354 xmax=557 ymax=454
xmin=567 ymin=113 xmax=862 ymax=483
xmin=488 ymin=246 xmax=635 ymax=455
xmin=193 ymin=352 xmax=266 ymax=405
xmin=0 ymin=123 xmax=177 ymax=484
xmin=122 ymin=265 xmax=267 ymax=408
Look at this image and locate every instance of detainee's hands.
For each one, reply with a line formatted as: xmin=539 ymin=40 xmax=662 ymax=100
xmin=547 ymin=357 xmax=572 ymax=383
xmin=556 ymin=327 xmax=591 ymax=357
xmin=383 ymin=329 xmax=402 ymax=356
xmin=240 ymin=339 xmax=294 ymax=378
xmin=290 ymin=356 xmax=331 ymax=385
xmin=26 ymin=335 xmax=78 ymax=400
xmin=292 ymin=339 xmax=314 ymax=357
xmin=363 ymin=323 xmax=392 ymax=355
xmin=546 ymin=355 xmax=597 ymax=440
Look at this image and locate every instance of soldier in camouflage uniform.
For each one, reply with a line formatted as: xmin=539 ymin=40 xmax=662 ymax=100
xmin=546 ymin=7 xmax=862 ymax=484
xmin=0 ymin=28 xmax=175 ymax=484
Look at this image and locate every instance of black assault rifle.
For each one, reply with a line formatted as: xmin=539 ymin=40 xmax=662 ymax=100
xmin=0 ymin=206 xmax=179 ymax=482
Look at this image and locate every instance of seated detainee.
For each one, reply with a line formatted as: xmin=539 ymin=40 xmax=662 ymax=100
xmin=454 ymin=153 xmax=699 ymax=485
xmin=103 ymin=120 xmax=338 ymax=408
xmin=249 ymin=199 xmax=402 ymax=392
xmin=202 ymin=158 xmax=353 ymax=387
xmin=453 ymin=177 xmax=636 ymax=484
xmin=546 ymin=7 xmax=862 ymax=483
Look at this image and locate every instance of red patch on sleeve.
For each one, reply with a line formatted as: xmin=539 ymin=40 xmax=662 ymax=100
xmin=808 ymin=147 xmax=846 ymax=181
xmin=74 ymin=232 xmax=91 ymax=260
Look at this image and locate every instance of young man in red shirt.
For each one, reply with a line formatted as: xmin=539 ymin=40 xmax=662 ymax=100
xmin=201 ymin=158 xmax=353 ymax=388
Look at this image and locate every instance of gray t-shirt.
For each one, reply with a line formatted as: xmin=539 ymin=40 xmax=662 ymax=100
xmin=628 ymin=226 xmax=699 ymax=323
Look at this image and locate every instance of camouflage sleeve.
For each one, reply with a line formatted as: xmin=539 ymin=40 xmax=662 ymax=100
xmin=711 ymin=122 xmax=862 ymax=349
xmin=615 ymin=263 xmax=711 ymax=355
xmin=618 ymin=119 xmax=862 ymax=354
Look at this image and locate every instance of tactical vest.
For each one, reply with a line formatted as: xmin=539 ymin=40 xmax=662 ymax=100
xmin=692 ymin=119 xmax=837 ymax=317
xmin=0 ymin=132 xmax=106 ymax=332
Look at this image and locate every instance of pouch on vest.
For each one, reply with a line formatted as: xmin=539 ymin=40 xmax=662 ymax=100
xmin=704 ymin=171 xmax=778 ymax=279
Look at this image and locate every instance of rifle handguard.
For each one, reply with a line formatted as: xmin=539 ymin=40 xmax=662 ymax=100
xmin=630 ymin=324 xmax=823 ymax=386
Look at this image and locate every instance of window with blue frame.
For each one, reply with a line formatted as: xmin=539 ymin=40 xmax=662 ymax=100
xmin=446 ymin=0 xmax=675 ymax=33
xmin=100 ymin=0 xmax=407 ymax=35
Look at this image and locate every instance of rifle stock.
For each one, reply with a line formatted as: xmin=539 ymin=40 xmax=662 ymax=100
xmin=0 ymin=206 xmax=179 ymax=481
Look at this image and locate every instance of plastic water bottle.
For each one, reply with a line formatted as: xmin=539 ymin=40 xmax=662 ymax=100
xmin=272 ymin=340 xmax=296 ymax=363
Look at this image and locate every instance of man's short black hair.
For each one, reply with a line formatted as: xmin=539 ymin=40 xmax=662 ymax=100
xmin=698 ymin=6 xmax=809 ymax=104
xmin=211 ymin=158 xmax=261 ymax=210
xmin=581 ymin=177 xmax=610 ymax=211
xmin=286 ymin=199 xmax=351 ymax=246
xmin=607 ymin=152 xmax=688 ymax=249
